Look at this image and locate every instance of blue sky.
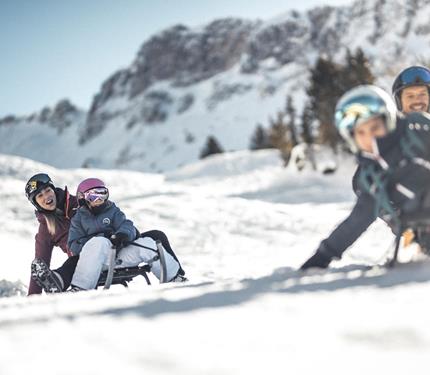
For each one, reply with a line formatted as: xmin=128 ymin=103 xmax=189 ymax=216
xmin=0 ymin=0 xmax=352 ymax=117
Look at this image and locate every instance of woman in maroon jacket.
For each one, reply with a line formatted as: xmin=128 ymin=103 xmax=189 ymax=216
xmin=25 ymin=173 xmax=79 ymax=295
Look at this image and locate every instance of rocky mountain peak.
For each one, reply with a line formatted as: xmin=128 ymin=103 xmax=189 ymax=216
xmin=4 ymin=0 xmax=430 ymax=172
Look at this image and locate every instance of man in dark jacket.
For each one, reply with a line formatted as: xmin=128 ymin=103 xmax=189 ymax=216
xmin=301 ymin=85 xmax=430 ymax=270
xmin=25 ymin=173 xmax=79 ymax=295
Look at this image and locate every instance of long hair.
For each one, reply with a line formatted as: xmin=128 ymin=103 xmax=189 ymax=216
xmin=43 ymin=213 xmax=58 ymax=236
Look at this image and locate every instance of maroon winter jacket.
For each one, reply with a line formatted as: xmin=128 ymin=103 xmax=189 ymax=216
xmin=28 ymin=187 xmax=78 ymax=295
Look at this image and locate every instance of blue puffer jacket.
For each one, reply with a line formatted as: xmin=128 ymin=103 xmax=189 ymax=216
xmin=67 ymin=201 xmax=138 ymax=255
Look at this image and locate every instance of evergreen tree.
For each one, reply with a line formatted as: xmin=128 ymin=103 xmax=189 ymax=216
xmin=342 ymin=48 xmax=375 ymax=91
xmin=250 ymin=124 xmax=273 ymax=150
xmin=306 ymin=57 xmax=343 ymax=150
xmin=285 ymin=96 xmax=299 ymax=147
xmin=268 ymin=112 xmax=295 ymax=166
xmin=301 ymin=103 xmax=314 ymax=145
xmin=200 ymin=135 xmax=224 ymax=159
xmin=306 ymin=49 xmax=375 ymax=151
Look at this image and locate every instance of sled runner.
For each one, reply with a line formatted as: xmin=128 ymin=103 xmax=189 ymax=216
xmin=97 ymin=239 xmax=169 ymax=289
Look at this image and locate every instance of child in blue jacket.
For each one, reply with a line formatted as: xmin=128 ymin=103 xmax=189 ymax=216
xmin=68 ymin=178 xmax=186 ymax=290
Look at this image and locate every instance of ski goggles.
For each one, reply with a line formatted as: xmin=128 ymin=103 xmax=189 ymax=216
xmin=397 ymin=67 xmax=430 ymax=88
xmin=83 ymin=187 xmax=109 ymax=203
xmin=335 ymin=95 xmax=386 ymax=133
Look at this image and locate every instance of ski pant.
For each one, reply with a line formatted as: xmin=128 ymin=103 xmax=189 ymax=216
xmin=71 ymin=236 xmax=181 ymax=290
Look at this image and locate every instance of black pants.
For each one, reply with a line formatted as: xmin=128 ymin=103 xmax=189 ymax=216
xmin=54 ymin=255 xmax=79 ymax=291
xmin=140 ymin=230 xmax=185 ymax=275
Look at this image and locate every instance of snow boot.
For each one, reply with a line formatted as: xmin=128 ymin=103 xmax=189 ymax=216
xmin=169 ymin=272 xmax=188 ymax=283
xmin=66 ymin=285 xmax=86 ymax=293
xmin=31 ymin=258 xmax=64 ymax=293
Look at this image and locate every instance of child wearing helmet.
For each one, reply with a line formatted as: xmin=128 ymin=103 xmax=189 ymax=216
xmin=301 ymin=84 xmax=430 ymax=270
xmin=67 ymin=178 xmax=186 ymax=290
xmin=25 ymin=173 xmax=79 ymax=295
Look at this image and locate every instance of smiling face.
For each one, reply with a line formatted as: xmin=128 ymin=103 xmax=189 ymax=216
xmin=34 ymin=187 xmax=57 ymax=211
xmin=353 ymin=116 xmax=388 ymax=153
xmin=400 ymin=86 xmax=430 ymax=113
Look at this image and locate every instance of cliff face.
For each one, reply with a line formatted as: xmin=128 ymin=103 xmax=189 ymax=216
xmin=3 ymin=0 xmax=430 ymax=172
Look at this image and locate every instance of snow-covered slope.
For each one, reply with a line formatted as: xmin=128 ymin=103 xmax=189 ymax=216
xmin=3 ymin=0 xmax=430 ymax=172
xmin=1 ymin=151 xmax=430 ymax=374
xmin=0 ymin=100 xmax=87 ymax=168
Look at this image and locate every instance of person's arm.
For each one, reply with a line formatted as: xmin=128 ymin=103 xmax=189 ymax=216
xmin=67 ymin=213 xmax=87 ymax=256
xmin=301 ymin=193 xmax=377 ymax=270
xmin=111 ymin=207 xmax=137 ymax=241
xmin=351 ymin=166 xmax=362 ymax=197
xmin=28 ymin=220 xmax=54 ymax=295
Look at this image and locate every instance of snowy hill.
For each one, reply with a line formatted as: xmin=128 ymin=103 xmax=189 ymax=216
xmin=3 ymin=0 xmax=430 ymax=172
xmin=2 ymin=151 xmax=430 ymax=374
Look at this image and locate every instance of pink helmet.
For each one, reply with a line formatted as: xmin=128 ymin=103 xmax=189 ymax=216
xmin=76 ymin=178 xmax=109 ymax=205
xmin=77 ymin=178 xmax=106 ymax=194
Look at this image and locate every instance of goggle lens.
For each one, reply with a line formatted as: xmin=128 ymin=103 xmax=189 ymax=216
xmin=83 ymin=188 xmax=109 ymax=203
xmin=399 ymin=67 xmax=430 ymax=86
xmin=336 ymin=95 xmax=385 ymax=132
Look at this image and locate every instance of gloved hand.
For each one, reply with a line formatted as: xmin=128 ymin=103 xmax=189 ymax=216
xmin=300 ymin=250 xmax=332 ymax=271
xmin=110 ymin=232 xmax=129 ymax=250
xmin=103 ymin=229 xmax=113 ymax=239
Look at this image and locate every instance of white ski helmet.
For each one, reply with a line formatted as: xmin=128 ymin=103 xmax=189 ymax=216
xmin=334 ymin=85 xmax=398 ymax=152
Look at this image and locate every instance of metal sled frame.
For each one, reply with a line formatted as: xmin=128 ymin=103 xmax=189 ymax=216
xmin=96 ymin=240 xmax=169 ymax=289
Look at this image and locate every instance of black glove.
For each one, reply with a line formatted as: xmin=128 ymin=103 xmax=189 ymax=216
xmin=300 ymin=250 xmax=332 ymax=271
xmin=103 ymin=229 xmax=113 ymax=238
xmin=110 ymin=232 xmax=129 ymax=250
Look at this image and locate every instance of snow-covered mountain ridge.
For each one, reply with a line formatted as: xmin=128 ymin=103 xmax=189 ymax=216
xmin=2 ymin=0 xmax=430 ymax=172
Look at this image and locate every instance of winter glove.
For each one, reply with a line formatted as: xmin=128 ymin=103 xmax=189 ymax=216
xmin=300 ymin=250 xmax=332 ymax=271
xmin=402 ymin=229 xmax=415 ymax=247
xmin=103 ymin=229 xmax=114 ymax=239
xmin=110 ymin=232 xmax=129 ymax=250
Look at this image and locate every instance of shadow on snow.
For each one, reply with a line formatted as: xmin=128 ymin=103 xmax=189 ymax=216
xmin=99 ymin=259 xmax=430 ymax=319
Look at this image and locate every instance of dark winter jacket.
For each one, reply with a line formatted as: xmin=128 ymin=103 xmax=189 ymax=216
xmin=67 ymin=201 xmax=138 ymax=255
xmin=317 ymin=112 xmax=430 ymax=260
xmin=29 ymin=187 xmax=78 ymax=295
